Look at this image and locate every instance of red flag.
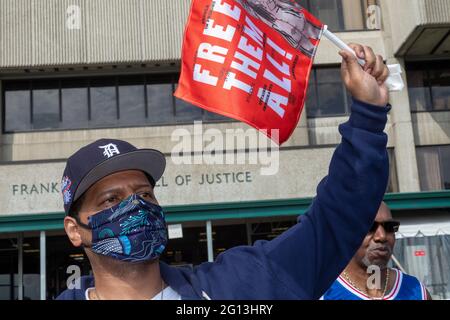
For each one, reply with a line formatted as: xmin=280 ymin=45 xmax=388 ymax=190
xmin=175 ymin=0 xmax=323 ymax=144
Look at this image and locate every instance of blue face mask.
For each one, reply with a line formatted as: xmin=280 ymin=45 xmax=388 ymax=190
xmin=77 ymin=194 xmax=168 ymax=263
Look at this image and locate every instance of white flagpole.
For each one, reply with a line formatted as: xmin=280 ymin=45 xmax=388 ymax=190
xmin=322 ymin=25 xmax=404 ymax=92
xmin=322 ymin=26 xmax=366 ymax=66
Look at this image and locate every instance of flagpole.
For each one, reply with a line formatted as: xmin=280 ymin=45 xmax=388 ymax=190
xmin=322 ymin=25 xmax=366 ymax=66
xmin=322 ymin=25 xmax=404 ymax=92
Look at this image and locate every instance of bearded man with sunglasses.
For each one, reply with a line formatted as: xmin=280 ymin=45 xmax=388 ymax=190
xmin=321 ymin=202 xmax=432 ymax=300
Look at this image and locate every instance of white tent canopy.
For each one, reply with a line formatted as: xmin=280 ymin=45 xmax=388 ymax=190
xmin=396 ymin=213 xmax=450 ymax=238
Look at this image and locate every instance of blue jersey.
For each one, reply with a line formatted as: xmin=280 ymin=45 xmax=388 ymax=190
xmin=321 ymin=269 xmax=428 ymax=300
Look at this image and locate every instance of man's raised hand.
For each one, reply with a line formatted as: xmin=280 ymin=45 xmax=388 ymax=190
xmin=339 ymin=43 xmax=390 ymax=107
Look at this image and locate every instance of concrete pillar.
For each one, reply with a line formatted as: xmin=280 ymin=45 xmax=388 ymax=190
xmin=18 ymin=233 xmax=24 ymax=300
xmin=387 ymin=57 xmax=421 ymax=192
xmin=40 ymin=231 xmax=46 ymax=300
xmin=380 ymin=0 xmax=421 ymax=192
xmin=298 ymin=106 xmax=310 ymax=146
xmin=246 ymin=222 xmax=252 ymax=246
xmin=206 ymin=220 xmax=214 ymax=263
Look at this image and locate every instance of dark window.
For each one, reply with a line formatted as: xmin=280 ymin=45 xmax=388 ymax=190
xmin=417 ymin=145 xmax=450 ymax=191
xmin=90 ymin=77 xmax=118 ymax=128
xmin=146 ymin=80 xmax=175 ymax=125
xmin=387 ymin=148 xmax=399 ymax=193
xmin=249 ymin=219 xmax=297 ymax=243
xmin=309 ymin=0 xmax=345 ymax=31
xmin=3 ymin=74 xmax=231 ymax=133
xmin=407 ymin=61 xmax=450 ymax=112
xmin=118 ymin=75 xmax=146 ymax=126
xmin=306 ymin=67 xmax=351 ymax=118
xmin=174 ymin=84 xmax=203 ymax=123
xmin=297 ymin=0 xmax=379 ymax=31
xmin=211 ymin=224 xmax=248 ymax=260
xmin=61 ymin=78 xmax=89 ymax=129
xmin=161 ymin=226 xmax=208 ymax=267
xmin=3 ymin=81 xmax=31 ymax=132
xmin=32 ymin=79 xmax=60 ymax=130
xmin=441 ymin=147 xmax=450 ymax=190
xmin=203 ymin=109 xmax=229 ymax=121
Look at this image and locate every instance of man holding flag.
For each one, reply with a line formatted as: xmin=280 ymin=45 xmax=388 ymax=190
xmin=57 ymin=0 xmax=392 ymax=300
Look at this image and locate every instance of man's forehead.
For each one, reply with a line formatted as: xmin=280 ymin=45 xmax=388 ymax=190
xmin=374 ymin=202 xmax=392 ymax=221
xmin=89 ymin=170 xmax=152 ymax=194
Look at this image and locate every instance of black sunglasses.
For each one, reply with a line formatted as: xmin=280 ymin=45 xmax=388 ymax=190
xmin=369 ymin=221 xmax=400 ymax=233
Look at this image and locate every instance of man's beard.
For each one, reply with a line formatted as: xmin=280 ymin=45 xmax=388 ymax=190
xmin=362 ymin=242 xmax=393 ymax=268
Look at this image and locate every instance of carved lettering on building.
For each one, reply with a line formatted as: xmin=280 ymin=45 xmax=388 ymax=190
xmin=12 ymin=183 xmax=59 ymax=196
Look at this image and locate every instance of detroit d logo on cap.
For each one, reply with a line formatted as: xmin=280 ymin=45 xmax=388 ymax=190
xmin=99 ymin=143 xmax=121 ymax=158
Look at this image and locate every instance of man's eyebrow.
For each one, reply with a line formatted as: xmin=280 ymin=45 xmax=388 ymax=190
xmin=133 ymin=183 xmax=153 ymax=190
xmin=95 ymin=187 xmax=124 ymax=199
xmin=95 ymin=183 xmax=152 ymax=199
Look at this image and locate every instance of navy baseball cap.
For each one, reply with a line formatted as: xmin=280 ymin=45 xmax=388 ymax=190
xmin=61 ymin=139 xmax=166 ymax=215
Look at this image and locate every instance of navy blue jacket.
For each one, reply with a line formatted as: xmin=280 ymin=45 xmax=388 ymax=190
xmin=57 ymin=100 xmax=390 ymax=300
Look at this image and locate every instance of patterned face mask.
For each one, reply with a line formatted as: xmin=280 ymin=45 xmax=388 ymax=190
xmin=77 ymin=194 xmax=168 ymax=263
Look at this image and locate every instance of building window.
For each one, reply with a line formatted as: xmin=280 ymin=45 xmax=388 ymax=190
xmin=407 ymin=61 xmax=450 ymax=112
xmin=61 ymin=78 xmax=89 ymax=129
xmin=4 ymin=81 xmax=32 ymax=131
xmin=298 ymin=0 xmax=380 ymax=31
xmin=118 ymin=75 xmax=147 ymax=127
xmin=32 ymin=79 xmax=61 ymax=130
xmin=416 ymin=145 xmax=450 ymax=191
xmin=2 ymin=74 xmax=231 ymax=133
xmin=387 ymin=148 xmax=399 ymax=193
xmin=306 ymin=67 xmax=351 ymax=118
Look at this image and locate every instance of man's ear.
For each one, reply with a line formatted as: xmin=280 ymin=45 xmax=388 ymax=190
xmin=64 ymin=216 xmax=83 ymax=247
